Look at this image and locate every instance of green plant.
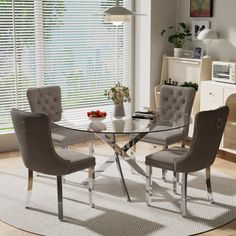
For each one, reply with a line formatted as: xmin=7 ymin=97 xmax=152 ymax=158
xmin=104 ymin=82 xmax=131 ymax=105
xmin=180 ymin=82 xmax=198 ymax=91
xmin=161 ymin=22 xmax=192 ymax=48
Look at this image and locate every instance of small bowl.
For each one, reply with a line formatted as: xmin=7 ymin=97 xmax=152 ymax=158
xmin=88 ymin=116 xmax=106 ymax=123
xmin=89 ymin=122 xmax=107 ymax=132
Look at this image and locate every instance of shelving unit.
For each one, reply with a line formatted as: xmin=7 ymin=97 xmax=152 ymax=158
xmin=201 ymin=80 xmax=236 ymax=154
xmin=156 ymin=55 xmax=212 ymax=137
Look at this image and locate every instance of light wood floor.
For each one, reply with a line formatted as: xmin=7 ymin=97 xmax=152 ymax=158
xmin=0 ymin=138 xmax=235 ymax=236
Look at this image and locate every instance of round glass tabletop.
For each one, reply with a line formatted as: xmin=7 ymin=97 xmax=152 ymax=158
xmin=56 ymin=112 xmax=191 ymax=135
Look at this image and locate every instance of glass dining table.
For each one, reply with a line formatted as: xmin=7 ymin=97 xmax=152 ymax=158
xmin=56 ymin=111 xmax=191 ymax=202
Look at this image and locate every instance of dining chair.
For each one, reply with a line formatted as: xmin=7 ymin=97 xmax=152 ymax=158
xmin=145 ymin=106 xmax=229 ymax=217
xmin=11 ymin=108 xmax=96 ymax=220
xmin=27 ymin=85 xmax=94 ymax=151
xmin=142 ymin=85 xmax=196 ymax=148
xmin=141 ymin=85 xmax=196 ymax=182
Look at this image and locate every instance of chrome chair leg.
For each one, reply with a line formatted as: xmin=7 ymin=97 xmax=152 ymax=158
xmin=181 ymin=173 xmax=188 ymax=217
xmin=162 ymin=169 xmax=167 ymax=182
xmin=130 ymin=143 xmax=137 ymax=174
xmin=206 ymin=167 xmax=214 ymax=203
xmin=146 ymin=165 xmax=152 ymax=206
xmin=173 ymin=171 xmax=177 ymax=194
xmin=162 ymin=146 xmax=168 ymax=181
xmin=89 ymin=141 xmax=94 ymax=157
xmin=89 ymin=166 xmax=95 ymax=208
xmin=176 ymin=172 xmax=180 ymax=183
xmin=26 ymin=169 xmax=33 ymax=208
xmin=57 ymin=176 xmax=63 ymax=221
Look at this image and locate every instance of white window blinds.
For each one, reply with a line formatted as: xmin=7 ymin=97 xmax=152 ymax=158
xmin=0 ymin=0 xmax=36 ymax=132
xmin=0 ymin=0 xmax=131 ymax=132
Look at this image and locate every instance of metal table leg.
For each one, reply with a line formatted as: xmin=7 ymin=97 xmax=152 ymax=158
xmin=93 ymin=132 xmax=148 ymax=201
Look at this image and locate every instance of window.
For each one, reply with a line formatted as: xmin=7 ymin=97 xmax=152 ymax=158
xmin=0 ymin=0 xmax=131 ymax=132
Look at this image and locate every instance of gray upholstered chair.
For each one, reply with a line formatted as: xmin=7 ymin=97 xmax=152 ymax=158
xmin=11 ymin=108 xmax=96 ymax=220
xmin=145 ymin=106 xmax=229 ymax=217
xmin=141 ymin=85 xmax=196 ymax=182
xmin=27 ymin=85 xmax=94 ymax=149
xmin=142 ymin=85 xmax=196 ymax=147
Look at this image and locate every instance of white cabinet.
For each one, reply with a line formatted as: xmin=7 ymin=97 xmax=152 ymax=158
xmin=200 ymin=82 xmax=224 ymax=110
xmin=201 ymin=81 xmax=236 ymax=153
xmin=157 ymin=55 xmax=212 ymax=137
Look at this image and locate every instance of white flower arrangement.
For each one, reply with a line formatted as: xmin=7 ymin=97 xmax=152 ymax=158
xmin=104 ymin=83 xmax=131 ymax=105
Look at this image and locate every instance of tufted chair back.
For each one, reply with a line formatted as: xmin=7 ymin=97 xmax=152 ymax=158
xmin=11 ymin=108 xmax=71 ymax=175
xmin=159 ymin=85 xmax=196 ymax=121
xmin=27 ymin=86 xmax=62 ymax=122
xmin=159 ymin=85 xmax=196 ymax=138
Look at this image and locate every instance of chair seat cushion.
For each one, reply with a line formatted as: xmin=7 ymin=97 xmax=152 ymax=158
xmin=51 ymin=124 xmax=94 ymax=147
xmin=141 ymin=127 xmax=184 ymax=146
xmin=145 ymin=147 xmax=188 ymax=171
xmin=56 ymin=149 xmax=95 ymax=174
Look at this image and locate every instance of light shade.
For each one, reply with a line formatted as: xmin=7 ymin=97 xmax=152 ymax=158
xmin=197 ymin=29 xmax=218 ymax=58
xmin=197 ymin=29 xmax=218 ymax=41
xmin=104 ymin=6 xmax=133 ymax=25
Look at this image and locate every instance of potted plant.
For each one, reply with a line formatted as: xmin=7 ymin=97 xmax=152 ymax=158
xmin=104 ymin=82 xmax=131 ymax=117
xmin=180 ymin=81 xmax=198 ymax=91
xmin=161 ymin=22 xmax=192 ymax=57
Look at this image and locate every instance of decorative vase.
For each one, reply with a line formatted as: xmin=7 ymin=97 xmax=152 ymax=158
xmin=113 ymin=103 xmax=125 ymax=118
xmin=174 ymin=48 xmax=183 ymax=58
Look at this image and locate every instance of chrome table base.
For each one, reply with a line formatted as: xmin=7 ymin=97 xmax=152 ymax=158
xmin=93 ymin=132 xmax=148 ymax=202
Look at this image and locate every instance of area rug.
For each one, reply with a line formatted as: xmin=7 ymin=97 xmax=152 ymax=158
xmin=0 ymin=154 xmax=235 ymax=236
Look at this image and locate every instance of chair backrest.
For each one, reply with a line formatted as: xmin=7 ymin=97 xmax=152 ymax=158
xmin=159 ymin=85 xmax=196 ymax=137
xmin=27 ymin=86 xmax=62 ymax=122
xmin=159 ymin=85 xmax=196 ymax=121
xmin=176 ymin=106 xmax=229 ymax=172
xmin=11 ymin=108 xmax=70 ymax=175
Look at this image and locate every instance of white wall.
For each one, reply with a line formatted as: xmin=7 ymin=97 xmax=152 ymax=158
xmin=176 ymin=0 xmax=236 ymax=61
xmin=150 ymin=0 xmax=176 ymax=109
xmin=134 ymin=0 xmax=151 ymax=110
xmin=134 ymin=0 xmax=176 ymax=110
xmin=134 ymin=0 xmax=236 ymax=112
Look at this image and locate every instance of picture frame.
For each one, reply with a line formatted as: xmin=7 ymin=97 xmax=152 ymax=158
xmin=194 ymin=47 xmax=203 ymax=59
xmin=192 ymin=21 xmax=210 ymax=40
xmin=190 ymin=0 xmax=213 ymax=17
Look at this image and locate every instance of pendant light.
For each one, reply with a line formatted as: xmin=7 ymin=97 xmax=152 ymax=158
xmin=104 ymin=0 xmax=134 ymax=25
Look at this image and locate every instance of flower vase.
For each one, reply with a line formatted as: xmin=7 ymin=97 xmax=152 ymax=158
xmin=113 ymin=103 xmax=125 ymax=118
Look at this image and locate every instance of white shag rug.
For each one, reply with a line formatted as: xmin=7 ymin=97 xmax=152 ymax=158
xmin=0 ymin=154 xmax=235 ymax=236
